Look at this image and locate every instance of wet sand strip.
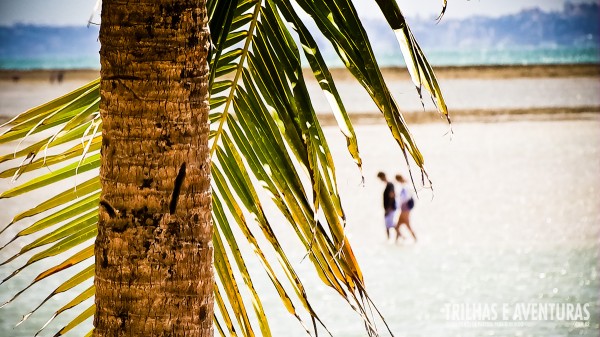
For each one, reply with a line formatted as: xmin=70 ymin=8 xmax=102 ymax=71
xmin=317 ymin=106 xmax=600 ymax=126
xmin=2 ymin=63 xmax=599 ymax=82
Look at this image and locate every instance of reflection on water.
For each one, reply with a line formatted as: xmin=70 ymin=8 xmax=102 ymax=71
xmin=1 ymin=119 xmax=599 ymax=336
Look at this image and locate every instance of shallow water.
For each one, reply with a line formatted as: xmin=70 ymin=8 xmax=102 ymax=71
xmin=0 ymin=119 xmax=599 ymax=337
xmin=318 ymin=119 xmax=600 ymax=336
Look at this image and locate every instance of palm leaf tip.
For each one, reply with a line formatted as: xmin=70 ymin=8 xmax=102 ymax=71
xmin=436 ymin=0 xmax=448 ymax=22
xmin=374 ymin=0 xmax=450 ymax=123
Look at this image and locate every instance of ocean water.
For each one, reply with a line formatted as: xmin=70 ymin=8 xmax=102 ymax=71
xmin=1 ymin=119 xmax=599 ymax=336
xmin=0 ymin=55 xmax=100 ymax=70
xmin=1 ymin=47 xmax=598 ymax=70
xmin=380 ymin=46 xmax=600 ymax=67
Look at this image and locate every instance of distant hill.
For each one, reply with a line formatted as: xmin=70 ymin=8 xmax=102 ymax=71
xmin=351 ymin=2 xmax=599 ymax=54
xmin=394 ymin=2 xmax=599 ymax=49
xmin=0 ymin=3 xmax=598 ymax=68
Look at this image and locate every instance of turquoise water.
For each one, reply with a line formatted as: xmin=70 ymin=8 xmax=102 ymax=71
xmin=356 ymin=46 xmax=600 ymax=67
xmin=400 ymin=47 xmax=600 ymax=67
xmin=1 ymin=47 xmax=598 ymax=70
xmin=0 ymin=55 xmax=100 ymax=70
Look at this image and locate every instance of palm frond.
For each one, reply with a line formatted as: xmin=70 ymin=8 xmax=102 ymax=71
xmin=374 ymin=0 xmax=449 ymax=123
xmin=0 ymin=0 xmax=449 ymax=336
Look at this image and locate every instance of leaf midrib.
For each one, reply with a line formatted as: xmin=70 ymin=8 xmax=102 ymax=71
xmin=210 ymin=0 xmax=262 ymax=157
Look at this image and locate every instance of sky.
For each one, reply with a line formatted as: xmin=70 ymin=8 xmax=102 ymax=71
xmin=0 ymin=0 xmax=596 ymax=26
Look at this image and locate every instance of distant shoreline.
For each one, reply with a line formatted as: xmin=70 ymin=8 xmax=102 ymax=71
xmin=1 ymin=63 xmax=599 ymax=82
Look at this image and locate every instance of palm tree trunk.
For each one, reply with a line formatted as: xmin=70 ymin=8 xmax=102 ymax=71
xmin=94 ymin=1 xmax=213 ymax=336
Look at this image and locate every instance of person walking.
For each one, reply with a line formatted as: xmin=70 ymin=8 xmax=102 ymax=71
xmin=377 ymin=172 xmax=397 ymax=240
xmin=395 ymin=174 xmax=417 ymax=242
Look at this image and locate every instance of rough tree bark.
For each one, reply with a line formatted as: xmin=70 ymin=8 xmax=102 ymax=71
xmin=94 ymin=1 xmax=214 ymax=336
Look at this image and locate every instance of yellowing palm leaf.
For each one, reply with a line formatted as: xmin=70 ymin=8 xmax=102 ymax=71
xmin=0 ymin=0 xmax=449 ymax=336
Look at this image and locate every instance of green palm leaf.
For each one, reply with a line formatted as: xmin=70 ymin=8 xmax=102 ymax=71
xmin=0 ymin=0 xmax=450 ymax=336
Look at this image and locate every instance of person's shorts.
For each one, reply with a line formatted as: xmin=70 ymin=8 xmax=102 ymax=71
xmin=401 ymin=198 xmax=414 ymax=212
xmin=385 ymin=212 xmax=395 ymax=229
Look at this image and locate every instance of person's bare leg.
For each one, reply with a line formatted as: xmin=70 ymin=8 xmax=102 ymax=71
xmin=404 ymin=212 xmax=417 ymax=241
xmin=395 ymin=212 xmax=405 ymax=242
xmin=395 ymin=226 xmax=402 ymax=241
